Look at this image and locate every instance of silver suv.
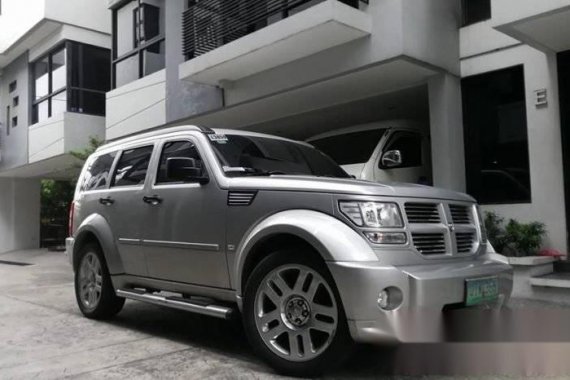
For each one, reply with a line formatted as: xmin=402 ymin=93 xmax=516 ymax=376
xmin=67 ymin=126 xmax=512 ymax=376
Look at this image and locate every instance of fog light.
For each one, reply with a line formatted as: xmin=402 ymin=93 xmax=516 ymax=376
xmin=364 ymin=232 xmax=407 ymax=245
xmin=377 ymin=287 xmax=404 ymax=311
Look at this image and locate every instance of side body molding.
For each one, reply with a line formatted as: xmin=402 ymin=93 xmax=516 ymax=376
xmin=74 ymin=213 xmax=124 ymax=274
xmin=234 ymin=209 xmax=378 ymax=297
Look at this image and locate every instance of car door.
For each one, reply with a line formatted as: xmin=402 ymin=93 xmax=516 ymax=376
xmin=141 ymin=137 xmax=229 ymax=289
xmin=374 ymin=131 xmax=427 ymax=184
xmin=105 ymin=144 xmax=156 ymax=277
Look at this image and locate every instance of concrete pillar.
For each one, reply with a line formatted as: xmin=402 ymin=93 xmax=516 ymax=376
xmin=0 ymin=178 xmax=40 ymax=254
xmin=428 ymin=73 xmax=466 ymax=192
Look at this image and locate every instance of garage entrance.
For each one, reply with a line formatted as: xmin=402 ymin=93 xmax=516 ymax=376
xmin=246 ymin=85 xmax=433 ymax=185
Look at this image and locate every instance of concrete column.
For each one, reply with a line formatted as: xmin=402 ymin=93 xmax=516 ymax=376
xmin=428 ymin=73 xmax=466 ymax=192
xmin=0 ymin=178 xmax=40 ymax=254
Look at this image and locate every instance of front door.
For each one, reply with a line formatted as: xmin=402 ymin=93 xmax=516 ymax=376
xmin=141 ymin=138 xmax=229 ymax=288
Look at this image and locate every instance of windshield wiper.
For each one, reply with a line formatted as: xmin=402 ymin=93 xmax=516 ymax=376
xmin=223 ymin=167 xmax=288 ymax=176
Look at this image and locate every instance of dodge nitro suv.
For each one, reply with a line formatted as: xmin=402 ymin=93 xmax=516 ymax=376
xmin=67 ymin=125 xmax=513 ymax=376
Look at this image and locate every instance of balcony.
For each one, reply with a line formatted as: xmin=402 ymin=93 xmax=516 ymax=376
xmin=492 ymin=0 xmax=570 ymax=52
xmin=179 ymin=0 xmax=372 ymax=85
xmin=28 ymin=112 xmax=105 ymax=164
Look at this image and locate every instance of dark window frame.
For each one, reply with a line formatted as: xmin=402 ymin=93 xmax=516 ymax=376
xmin=462 ymin=64 xmax=532 ymax=205
xmin=112 ymin=0 xmax=165 ymax=88
xmin=155 ymin=139 xmax=207 ymax=185
xmin=462 ymin=0 xmax=492 ymax=27
xmin=8 ymin=80 xmax=17 ymax=93
xmin=31 ymin=40 xmax=111 ymax=124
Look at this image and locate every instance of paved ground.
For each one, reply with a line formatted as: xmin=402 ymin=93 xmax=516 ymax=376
xmin=2 ymin=249 xmax=570 ymax=379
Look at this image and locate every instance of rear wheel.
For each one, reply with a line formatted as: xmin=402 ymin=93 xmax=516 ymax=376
xmin=243 ymin=250 xmax=352 ymax=377
xmin=74 ymin=243 xmax=125 ymax=319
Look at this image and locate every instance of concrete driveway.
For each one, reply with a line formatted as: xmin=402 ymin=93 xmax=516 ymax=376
xmin=2 ymin=249 xmax=570 ymax=379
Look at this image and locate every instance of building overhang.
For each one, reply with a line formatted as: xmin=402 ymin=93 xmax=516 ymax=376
xmin=492 ymin=1 xmax=570 ymax=52
xmin=0 ymin=20 xmax=60 ymax=69
xmin=177 ymin=56 xmax=438 ymax=131
xmin=178 ymin=0 xmax=372 ymax=86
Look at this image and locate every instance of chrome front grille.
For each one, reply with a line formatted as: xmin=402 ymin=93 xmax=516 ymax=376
xmin=449 ymin=204 xmax=472 ymax=224
xmin=456 ymin=232 xmax=476 ymax=254
xmin=411 ymin=233 xmax=446 ymax=255
xmin=406 ymin=202 xmax=480 ymax=257
xmin=404 ymin=203 xmax=440 ymax=224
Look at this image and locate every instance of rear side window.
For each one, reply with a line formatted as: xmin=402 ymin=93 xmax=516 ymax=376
xmin=310 ymin=129 xmax=386 ymax=165
xmin=383 ymin=132 xmax=423 ymax=168
xmin=112 ymin=145 xmax=154 ymax=187
xmin=80 ymin=152 xmax=117 ymax=191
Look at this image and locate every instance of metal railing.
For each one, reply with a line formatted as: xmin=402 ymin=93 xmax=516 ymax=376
xmin=182 ymin=0 xmax=367 ymax=61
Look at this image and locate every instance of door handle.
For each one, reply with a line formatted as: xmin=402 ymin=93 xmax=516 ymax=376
xmin=143 ymin=195 xmax=163 ymax=205
xmin=99 ymin=197 xmax=115 ymax=206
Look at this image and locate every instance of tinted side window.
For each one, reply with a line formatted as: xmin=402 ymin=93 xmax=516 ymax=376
xmin=112 ymin=146 xmax=154 ymax=187
xmin=310 ymin=129 xmax=387 ymax=165
xmin=157 ymin=140 xmax=204 ymax=184
xmin=384 ymin=133 xmax=422 ymax=168
xmin=81 ymin=152 xmax=117 ymax=191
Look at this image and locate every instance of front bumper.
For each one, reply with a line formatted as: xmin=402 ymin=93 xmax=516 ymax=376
xmin=327 ymin=255 xmax=513 ymax=343
xmin=65 ymin=237 xmax=75 ymax=268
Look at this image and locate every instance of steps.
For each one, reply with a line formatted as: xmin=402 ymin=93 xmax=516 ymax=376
xmin=116 ymin=288 xmax=235 ymax=320
xmin=530 ymin=272 xmax=570 ymax=289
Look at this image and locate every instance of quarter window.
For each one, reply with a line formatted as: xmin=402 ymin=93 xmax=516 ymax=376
xmin=462 ymin=65 xmax=531 ymax=204
xmin=113 ymin=0 xmax=165 ymax=88
xmin=157 ymin=140 xmax=204 ymax=184
xmin=112 ymin=146 xmax=154 ymax=187
xmin=81 ymin=152 xmax=118 ymax=191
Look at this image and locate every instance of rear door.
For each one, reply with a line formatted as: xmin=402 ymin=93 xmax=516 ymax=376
xmin=140 ymin=137 xmax=229 ymax=288
xmin=105 ymin=144 xmax=156 ymax=276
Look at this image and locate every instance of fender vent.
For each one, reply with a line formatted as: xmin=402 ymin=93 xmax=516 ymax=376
xmin=228 ymin=191 xmax=257 ymax=206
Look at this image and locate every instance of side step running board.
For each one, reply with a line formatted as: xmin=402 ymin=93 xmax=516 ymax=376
xmin=116 ymin=289 xmax=234 ymax=320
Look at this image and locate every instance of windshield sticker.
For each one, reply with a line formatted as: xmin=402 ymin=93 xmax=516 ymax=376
xmin=208 ymin=134 xmax=228 ymax=144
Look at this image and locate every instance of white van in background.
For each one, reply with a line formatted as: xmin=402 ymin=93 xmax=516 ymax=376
xmin=307 ymin=120 xmax=432 ymax=185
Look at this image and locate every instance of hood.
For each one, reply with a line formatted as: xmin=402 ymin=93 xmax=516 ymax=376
xmin=228 ymin=175 xmax=475 ymax=202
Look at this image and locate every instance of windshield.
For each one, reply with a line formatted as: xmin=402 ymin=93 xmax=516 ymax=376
xmin=310 ymin=128 xmax=387 ymax=165
xmin=208 ymin=134 xmax=350 ymax=178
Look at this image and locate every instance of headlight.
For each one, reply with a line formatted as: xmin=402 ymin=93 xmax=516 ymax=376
xmin=339 ymin=201 xmax=404 ymax=228
xmin=475 ymin=205 xmax=487 ymax=241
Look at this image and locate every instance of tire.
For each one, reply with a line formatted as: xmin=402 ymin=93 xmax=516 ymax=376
xmin=243 ymin=250 xmax=353 ymax=377
xmin=74 ymin=243 xmax=125 ymax=320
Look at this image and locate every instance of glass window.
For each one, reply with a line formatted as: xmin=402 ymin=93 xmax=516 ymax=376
xmin=157 ymin=141 xmax=204 ymax=183
xmin=310 ymin=129 xmax=387 ymax=165
xmin=113 ymin=0 xmax=165 ymax=88
xmin=34 ymin=56 xmax=49 ymax=100
xmin=34 ymin=100 xmax=49 ymax=124
xmin=383 ymin=133 xmax=422 ymax=168
xmin=51 ymin=91 xmax=67 ymax=117
xmin=81 ymin=152 xmax=118 ymax=191
xmin=462 ymin=0 xmax=491 ymax=26
xmin=210 ymin=134 xmax=349 ymax=178
xmin=51 ymin=49 xmax=67 ymax=91
xmin=462 ymin=65 xmax=531 ymax=204
xmin=112 ymin=146 xmax=154 ymax=187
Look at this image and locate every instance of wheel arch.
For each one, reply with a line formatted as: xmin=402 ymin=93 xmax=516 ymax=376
xmin=73 ymin=213 xmax=124 ymax=274
xmin=235 ymin=209 xmax=377 ymax=299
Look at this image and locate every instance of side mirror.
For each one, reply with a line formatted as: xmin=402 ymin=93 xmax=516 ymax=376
xmin=166 ymin=157 xmax=209 ymax=184
xmin=380 ymin=150 xmax=403 ymax=169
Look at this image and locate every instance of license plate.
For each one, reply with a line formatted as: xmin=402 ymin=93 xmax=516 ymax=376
xmin=465 ymin=277 xmax=499 ymax=306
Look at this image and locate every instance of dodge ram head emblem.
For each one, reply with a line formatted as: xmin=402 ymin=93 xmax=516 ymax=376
xmin=448 ymin=223 xmax=456 ymax=233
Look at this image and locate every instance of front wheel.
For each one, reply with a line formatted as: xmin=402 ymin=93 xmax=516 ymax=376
xmin=243 ymin=251 xmax=353 ymax=377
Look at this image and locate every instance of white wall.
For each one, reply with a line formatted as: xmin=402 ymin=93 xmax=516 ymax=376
xmin=0 ymin=178 xmax=40 ymax=253
xmin=44 ymin=0 xmax=111 ymax=35
xmin=0 ymin=0 xmax=45 ymax=53
xmin=491 ymin=0 xmax=570 ymax=28
xmin=462 ymin=45 xmax=567 ymax=252
xmin=106 ymin=70 xmax=167 ymax=140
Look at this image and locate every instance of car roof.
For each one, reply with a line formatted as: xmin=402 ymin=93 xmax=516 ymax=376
xmin=96 ymin=125 xmax=312 ymax=153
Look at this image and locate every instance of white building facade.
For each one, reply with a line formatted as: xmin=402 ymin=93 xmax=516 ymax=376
xmin=0 ymin=0 xmax=569 ymax=255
